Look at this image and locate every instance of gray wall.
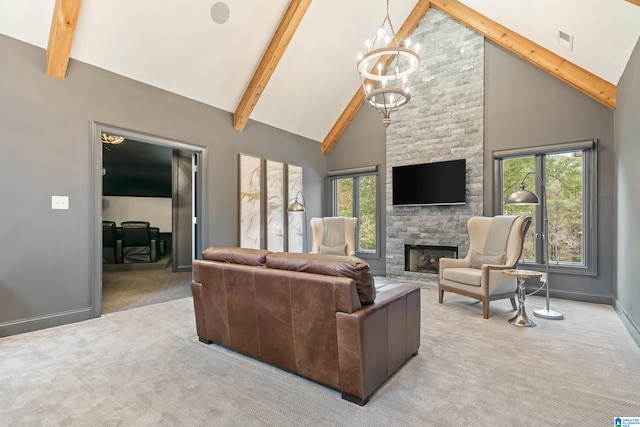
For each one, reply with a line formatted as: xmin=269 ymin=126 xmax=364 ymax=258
xmin=614 ymin=37 xmax=640 ymax=345
xmin=0 ymin=34 xmax=326 ymax=336
xmin=484 ymin=40 xmax=615 ymax=304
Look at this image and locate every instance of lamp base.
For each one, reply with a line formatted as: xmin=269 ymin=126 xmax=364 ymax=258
xmin=533 ymin=308 xmax=564 ymax=320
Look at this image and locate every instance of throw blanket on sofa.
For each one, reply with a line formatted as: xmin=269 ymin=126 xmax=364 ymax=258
xmin=483 ymin=215 xmax=518 ymax=255
xmin=323 ymin=217 xmax=346 ymax=247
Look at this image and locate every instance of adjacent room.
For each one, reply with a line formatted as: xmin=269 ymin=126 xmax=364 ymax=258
xmin=1 ymin=0 xmax=639 ymax=425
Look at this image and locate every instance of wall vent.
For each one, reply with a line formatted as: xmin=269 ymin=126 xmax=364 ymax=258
xmin=558 ymin=30 xmax=573 ymax=51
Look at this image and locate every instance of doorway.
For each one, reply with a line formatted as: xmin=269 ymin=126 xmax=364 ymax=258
xmin=91 ymin=122 xmax=208 ymax=318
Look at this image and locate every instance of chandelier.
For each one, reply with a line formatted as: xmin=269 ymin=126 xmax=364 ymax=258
xmin=101 ymin=132 xmax=125 ymax=145
xmin=357 ymin=0 xmax=420 ymax=127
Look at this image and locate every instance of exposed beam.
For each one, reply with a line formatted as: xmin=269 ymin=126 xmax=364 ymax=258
xmin=233 ymin=0 xmax=312 ymax=131
xmin=321 ymin=0 xmax=432 ymax=155
xmin=626 ymin=0 xmax=640 ymax=7
xmin=429 ymin=0 xmax=616 ymax=109
xmin=46 ymin=0 xmax=82 ymax=80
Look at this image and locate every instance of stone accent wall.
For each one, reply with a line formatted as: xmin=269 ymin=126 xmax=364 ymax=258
xmin=385 ymin=9 xmax=484 ymax=284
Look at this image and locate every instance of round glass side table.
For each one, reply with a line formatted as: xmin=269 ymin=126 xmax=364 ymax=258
xmin=502 ymin=269 xmax=542 ymax=327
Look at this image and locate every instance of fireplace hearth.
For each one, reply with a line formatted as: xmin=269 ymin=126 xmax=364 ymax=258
xmin=404 ymin=244 xmax=458 ymax=274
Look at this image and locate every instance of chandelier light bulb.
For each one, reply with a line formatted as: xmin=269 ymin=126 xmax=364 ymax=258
xmin=385 ymin=35 xmax=390 ymax=45
xmin=405 ymin=38 xmax=411 ymax=48
xmin=358 ymin=53 xmax=363 ymax=61
xmin=377 ymin=28 xmax=384 ymax=38
xmin=378 ymin=63 xmax=383 ymax=75
xmin=366 ymin=84 xmax=371 ymax=93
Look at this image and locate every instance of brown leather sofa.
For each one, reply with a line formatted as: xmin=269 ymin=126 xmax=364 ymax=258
xmin=191 ymin=247 xmax=421 ymax=405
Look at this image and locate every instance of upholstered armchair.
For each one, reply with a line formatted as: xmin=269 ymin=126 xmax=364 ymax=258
xmin=121 ymin=221 xmax=158 ymax=263
xmin=310 ymin=217 xmax=357 ymax=256
xmin=438 ymin=215 xmax=531 ymax=319
xmin=102 ymin=220 xmax=122 ymax=264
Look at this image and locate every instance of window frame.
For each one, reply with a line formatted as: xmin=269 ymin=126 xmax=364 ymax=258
xmin=328 ymin=165 xmax=380 ymax=259
xmin=493 ymin=139 xmax=597 ymax=276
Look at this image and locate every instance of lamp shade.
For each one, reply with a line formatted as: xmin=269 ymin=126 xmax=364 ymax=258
xmin=287 ymin=201 xmax=305 ymax=212
xmin=505 ymin=189 xmax=540 ymax=205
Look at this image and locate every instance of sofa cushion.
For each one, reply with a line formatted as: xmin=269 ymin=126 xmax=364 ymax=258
xmin=202 ymin=247 xmax=272 ymax=267
xmin=469 ymin=249 xmax=505 ymax=269
xmin=319 ymin=244 xmax=347 ymax=256
xmin=266 ymin=252 xmax=376 ymax=304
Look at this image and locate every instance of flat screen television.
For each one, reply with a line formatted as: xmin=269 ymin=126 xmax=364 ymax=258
xmin=392 ymin=159 xmax=466 ymax=206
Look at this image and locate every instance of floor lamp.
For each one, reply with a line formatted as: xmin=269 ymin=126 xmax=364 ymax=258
xmin=505 ymin=171 xmax=564 ymax=320
xmin=287 ymin=191 xmax=306 ymax=253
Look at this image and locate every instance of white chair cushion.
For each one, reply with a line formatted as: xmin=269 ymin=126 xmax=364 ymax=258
xmin=442 ymin=267 xmax=482 ymax=287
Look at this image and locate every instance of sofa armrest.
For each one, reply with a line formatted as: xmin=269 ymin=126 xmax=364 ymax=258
xmin=336 ymin=284 xmax=420 ymax=405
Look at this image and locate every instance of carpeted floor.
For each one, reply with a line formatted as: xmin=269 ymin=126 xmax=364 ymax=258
xmin=102 ymin=266 xmax=192 ymax=314
xmin=1 ymin=280 xmax=639 ymax=426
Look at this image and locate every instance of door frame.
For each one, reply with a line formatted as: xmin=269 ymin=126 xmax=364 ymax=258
xmin=90 ymin=121 xmax=208 ymax=318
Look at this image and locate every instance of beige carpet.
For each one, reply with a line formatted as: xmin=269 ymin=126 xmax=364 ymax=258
xmin=102 ymin=267 xmax=192 ymax=314
xmin=1 ymin=281 xmax=639 ymax=426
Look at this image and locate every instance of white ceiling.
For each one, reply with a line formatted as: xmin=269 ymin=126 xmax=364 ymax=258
xmin=1 ymin=1 xmax=639 ymax=143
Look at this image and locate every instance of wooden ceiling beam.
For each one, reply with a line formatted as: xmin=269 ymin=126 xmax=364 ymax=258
xmin=233 ymin=0 xmax=312 ymax=131
xmin=429 ymin=0 xmax=616 ymax=109
xmin=46 ymin=0 xmax=82 ymax=79
xmin=626 ymin=0 xmax=640 ymax=7
xmin=321 ymin=0 xmax=432 ymax=155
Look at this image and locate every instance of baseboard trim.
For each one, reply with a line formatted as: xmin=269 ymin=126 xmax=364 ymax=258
xmin=0 ymin=308 xmax=92 ymax=338
xmin=614 ymin=301 xmax=640 ymax=349
xmin=526 ymin=288 xmax=613 ymax=305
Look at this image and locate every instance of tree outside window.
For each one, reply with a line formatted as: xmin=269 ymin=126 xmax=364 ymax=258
xmin=501 ymin=149 xmax=586 ymax=267
xmin=333 ymin=171 xmax=378 ymax=254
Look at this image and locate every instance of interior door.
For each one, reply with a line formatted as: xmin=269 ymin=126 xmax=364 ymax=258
xmin=172 ymin=150 xmax=194 ymax=272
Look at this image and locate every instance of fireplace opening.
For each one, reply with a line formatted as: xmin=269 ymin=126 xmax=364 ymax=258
xmin=404 ymin=245 xmax=458 ymax=274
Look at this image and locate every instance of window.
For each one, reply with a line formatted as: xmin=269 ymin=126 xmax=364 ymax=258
xmin=494 ymin=140 xmax=597 ymax=275
xmin=330 ymin=166 xmax=379 ymax=256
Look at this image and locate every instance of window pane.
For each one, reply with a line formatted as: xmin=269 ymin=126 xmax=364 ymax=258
xmin=336 ymin=178 xmax=353 ymax=217
xmin=546 ymin=151 xmax=583 ymax=264
xmin=358 ymin=175 xmax=377 ymax=252
xmin=502 ymin=156 xmax=536 ymax=261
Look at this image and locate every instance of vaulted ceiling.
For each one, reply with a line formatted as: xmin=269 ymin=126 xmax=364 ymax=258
xmin=1 ymin=0 xmax=639 ymax=154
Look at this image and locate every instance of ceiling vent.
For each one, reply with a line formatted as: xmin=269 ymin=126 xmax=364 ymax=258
xmin=558 ymin=31 xmax=573 ymax=51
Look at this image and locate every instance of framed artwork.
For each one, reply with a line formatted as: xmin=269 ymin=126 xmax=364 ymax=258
xmin=287 ymin=164 xmax=304 ymax=252
xmin=266 ymin=160 xmax=284 ymax=251
xmin=239 ymin=154 xmax=261 ymax=249
xmin=239 ymin=154 xmax=303 ymax=252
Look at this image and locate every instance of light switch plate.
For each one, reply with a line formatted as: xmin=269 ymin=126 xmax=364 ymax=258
xmin=52 ymin=195 xmax=69 ymax=210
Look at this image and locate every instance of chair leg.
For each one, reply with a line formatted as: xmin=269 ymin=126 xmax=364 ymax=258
xmin=483 ymin=300 xmax=489 ymax=319
xmin=438 ymin=289 xmax=444 ymax=304
xmin=510 ymin=297 xmax=517 ymax=310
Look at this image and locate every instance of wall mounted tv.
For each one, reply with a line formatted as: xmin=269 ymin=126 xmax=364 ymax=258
xmin=392 ymin=159 xmax=466 ymax=206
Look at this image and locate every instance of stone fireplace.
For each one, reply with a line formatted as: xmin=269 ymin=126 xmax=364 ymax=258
xmin=384 ymin=9 xmax=484 ymax=285
xmin=405 ymin=245 xmax=458 ymax=275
